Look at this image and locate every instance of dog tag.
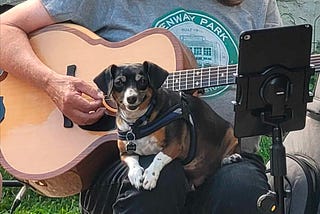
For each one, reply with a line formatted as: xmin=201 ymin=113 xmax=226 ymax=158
xmin=126 ymin=141 xmax=137 ymax=153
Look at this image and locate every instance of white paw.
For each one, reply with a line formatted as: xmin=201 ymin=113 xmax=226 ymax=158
xmin=221 ymin=153 xmax=242 ymax=166
xmin=128 ymin=166 xmax=144 ymax=189
xmin=142 ymin=165 xmax=160 ymax=190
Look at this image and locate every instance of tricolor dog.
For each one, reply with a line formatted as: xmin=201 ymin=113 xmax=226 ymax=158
xmin=94 ymin=62 xmax=239 ymax=190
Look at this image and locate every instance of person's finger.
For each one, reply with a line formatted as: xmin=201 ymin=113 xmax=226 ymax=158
xmin=76 ymin=80 xmax=103 ymax=100
xmin=69 ymin=94 xmax=103 ymax=113
xmin=69 ymin=107 xmax=106 ymax=125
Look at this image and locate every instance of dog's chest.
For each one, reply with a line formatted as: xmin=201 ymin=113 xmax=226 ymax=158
xmin=130 ymin=136 xmax=163 ymax=155
xmin=118 ymin=121 xmax=163 ymax=155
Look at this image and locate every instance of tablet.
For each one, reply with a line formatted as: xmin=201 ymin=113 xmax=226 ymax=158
xmin=234 ymin=24 xmax=313 ymax=138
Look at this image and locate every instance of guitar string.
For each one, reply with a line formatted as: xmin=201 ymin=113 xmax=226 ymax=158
xmin=165 ymin=67 xmax=237 ymax=87
xmin=167 ymin=55 xmax=320 ymax=77
xmin=80 ymin=55 xmax=320 ymax=90
xmin=167 ymin=55 xmax=320 ymax=81
xmin=168 ymin=56 xmax=320 ymax=80
xmin=104 ymin=56 xmax=320 ymax=107
xmin=165 ymin=55 xmax=320 ymax=90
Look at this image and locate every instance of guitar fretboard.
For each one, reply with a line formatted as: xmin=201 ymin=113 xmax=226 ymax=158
xmin=163 ymin=54 xmax=320 ymax=91
xmin=163 ymin=64 xmax=237 ymax=91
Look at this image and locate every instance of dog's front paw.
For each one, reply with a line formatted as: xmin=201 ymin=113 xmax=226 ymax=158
xmin=221 ymin=153 xmax=242 ymax=166
xmin=142 ymin=166 xmax=160 ymax=190
xmin=128 ymin=166 xmax=144 ymax=189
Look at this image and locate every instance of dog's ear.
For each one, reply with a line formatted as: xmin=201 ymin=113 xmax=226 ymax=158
xmin=143 ymin=61 xmax=169 ymax=89
xmin=93 ymin=64 xmax=116 ymax=97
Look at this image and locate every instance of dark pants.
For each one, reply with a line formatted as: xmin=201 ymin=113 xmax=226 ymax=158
xmin=80 ymin=153 xmax=269 ymax=214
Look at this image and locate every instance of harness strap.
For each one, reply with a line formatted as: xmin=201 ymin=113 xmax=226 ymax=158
xmin=118 ymin=103 xmax=186 ymax=140
xmin=180 ymin=93 xmax=197 ymax=165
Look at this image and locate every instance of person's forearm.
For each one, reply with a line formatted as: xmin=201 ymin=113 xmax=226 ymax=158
xmin=0 ymin=24 xmax=56 ymax=90
xmin=0 ymin=0 xmax=105 ymax=125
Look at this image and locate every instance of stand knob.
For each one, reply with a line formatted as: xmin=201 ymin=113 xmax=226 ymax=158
xmin=257 ymin=191 xmax=278 ymax=213
xmin=261 ymin=74 xmax=290 ymax=117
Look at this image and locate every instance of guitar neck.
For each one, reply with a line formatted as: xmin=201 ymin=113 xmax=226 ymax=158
xmin=163 ymin=64 xmax=236 ymax=91
xmin=164 ymin=54 xmax=320 ymax=91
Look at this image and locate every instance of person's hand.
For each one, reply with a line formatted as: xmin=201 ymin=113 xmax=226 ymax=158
xmin=45 ymin=73 xmax=106 ymax=125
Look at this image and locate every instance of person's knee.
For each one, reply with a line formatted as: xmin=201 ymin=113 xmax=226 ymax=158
xmin=203 ymin=158 xmax=270 ymax=214
xmin=151 ymin=158 xmax=187 ymax=190
xmin=113 ymin=157 xmax=188 ymax=214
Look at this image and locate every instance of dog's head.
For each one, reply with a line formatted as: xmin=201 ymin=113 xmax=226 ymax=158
xmin=94 ymin=61 xmax=169 ymax=112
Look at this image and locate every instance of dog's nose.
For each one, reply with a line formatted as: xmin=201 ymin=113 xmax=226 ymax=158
xmin=127 ymin=95 xmax=137 ymax=104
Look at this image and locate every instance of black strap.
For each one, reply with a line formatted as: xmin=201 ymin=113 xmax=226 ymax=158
xmin=180 ymin=93 xmax=197 ymax=165
xmin=307 ymin=109 xmax=320 ymax=122
xmin=118 ymin=103 xmax=185 ymax=140
xmin=286 ymin=153 xmax=320 ymax=214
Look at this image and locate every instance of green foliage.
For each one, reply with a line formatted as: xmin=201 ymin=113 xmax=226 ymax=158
xmin=0 ymin=168 xmax=79 ymax=214
xmin=258 ymin=136 xmax=272 ymax=164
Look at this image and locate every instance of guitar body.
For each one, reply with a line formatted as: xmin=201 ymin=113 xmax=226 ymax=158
xmin=0 ymin=23 xmax=197 ymax=197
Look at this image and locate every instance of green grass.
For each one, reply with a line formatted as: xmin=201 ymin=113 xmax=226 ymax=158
xmin=0 ymin=168 xmax=80 ymax=214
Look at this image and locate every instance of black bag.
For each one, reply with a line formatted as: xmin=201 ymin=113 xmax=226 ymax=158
xmin=268 ymin=153 xmax=320 ymax=214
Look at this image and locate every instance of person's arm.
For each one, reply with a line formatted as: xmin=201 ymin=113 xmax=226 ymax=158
xmin=264 ymin=0 xmax=283 ymax=28
xmin=0 ymin=0 xmax=105 ymax=125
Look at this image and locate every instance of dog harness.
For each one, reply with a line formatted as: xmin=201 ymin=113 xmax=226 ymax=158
xmin=118 ymin=92 xmax=197 ymax=165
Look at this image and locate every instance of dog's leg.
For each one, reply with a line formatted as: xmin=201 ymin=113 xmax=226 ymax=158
xmin=221 ymin=128 xmax=241 ymax=166
xmin=142 ymin=138 xmax=183 ymax=190
xmin=122 ymin=155 xmax=144 ymax=189
xmin=221 ymin=153 xmax=242 ymax=166
xmin=142 ymin=151 xmax=173 ymax=190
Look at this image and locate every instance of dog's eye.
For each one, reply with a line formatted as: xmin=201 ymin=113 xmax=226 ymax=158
xmin=137 ymin=76 xmax=148 ymax=90
xmin=114 ymin=76 xmax=126 ymax=91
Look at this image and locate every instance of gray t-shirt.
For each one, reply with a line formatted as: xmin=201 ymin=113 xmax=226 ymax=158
xmin=41 ymin=0 xmax=283 ymax=153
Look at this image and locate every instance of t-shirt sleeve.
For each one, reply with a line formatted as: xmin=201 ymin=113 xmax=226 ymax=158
xmin=40 ymin=0 xmax=83 ymax=22
xmin=265 ymin=0 xmax=283 ymax=28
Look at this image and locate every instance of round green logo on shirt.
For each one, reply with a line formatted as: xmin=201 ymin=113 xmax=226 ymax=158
xmin=153 ymin=9 xmax=238 ymax=97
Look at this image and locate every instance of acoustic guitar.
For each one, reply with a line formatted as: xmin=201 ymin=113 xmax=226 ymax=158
xmin=0 ymin=23 xmax=319 ymax=197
